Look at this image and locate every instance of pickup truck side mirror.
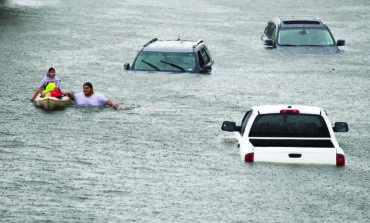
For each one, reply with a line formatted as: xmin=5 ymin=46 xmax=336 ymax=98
xmin=333 ymin=122 xmax=349 ymax=132
xmin=221 ymin=121 xmax=241 ymax=132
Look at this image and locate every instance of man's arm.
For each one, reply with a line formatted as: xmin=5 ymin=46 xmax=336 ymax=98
xmin=63 ymin=92 xmax=75 ymax=100
xmin=106 ymin=100 xmax=119 ymax=107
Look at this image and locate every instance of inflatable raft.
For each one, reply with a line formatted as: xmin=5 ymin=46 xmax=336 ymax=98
xmin=34 ymin=94 xmax=70 ymax=110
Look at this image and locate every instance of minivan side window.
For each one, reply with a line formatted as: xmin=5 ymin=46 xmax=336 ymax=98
xmin=204 ymin=47 xmax=212 ymax=63
xmin=266 ymin=23 xmax=276 ymax=39
xmin=200 ymin=48 xmax=210 ymax=66
xmin=271 ymin=26 xmax=277 ymax=42
xmin=198 ymin=51 xmax=204 ymax=67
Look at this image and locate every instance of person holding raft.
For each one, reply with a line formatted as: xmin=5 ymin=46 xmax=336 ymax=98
xmin=63 ymin=82 xmax=119 ymax=107
xmin=31 ymin=67 xmax=62 ymax=100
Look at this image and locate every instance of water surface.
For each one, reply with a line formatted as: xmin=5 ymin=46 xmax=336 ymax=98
xmin=0 ymin=0 xmax=369 ymax=222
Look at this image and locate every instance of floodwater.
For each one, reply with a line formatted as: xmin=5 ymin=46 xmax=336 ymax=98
xmin=0 ymin=0 xmax=369 ymax=222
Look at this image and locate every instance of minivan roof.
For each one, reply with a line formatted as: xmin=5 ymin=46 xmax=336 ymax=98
xmin=273 ymin=16 xmax=326 ymax=28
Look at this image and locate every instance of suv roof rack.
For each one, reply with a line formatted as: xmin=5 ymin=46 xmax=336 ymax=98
xmin=276 ymin=16 xmax=323 ymax=23
xmin=143 ymin=38 xmax=158 ymax=47
xmin=274 ymin=16 xmax=325 ymax=26
xmin=193 ymin=39 xmax=204 ymax=48
xmin=275 ymin=16 xmax=321 ymax=21
xmin=283 ymin=20 xmax=321 ymax=25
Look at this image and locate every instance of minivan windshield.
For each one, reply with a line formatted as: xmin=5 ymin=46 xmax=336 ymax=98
xmin=133 ymin=52 xmax=196 ymax=72
xmin=278 ymin=28 xmax=334 ymax=46
xmin=249 ymin=114 xmax=330 ymax=137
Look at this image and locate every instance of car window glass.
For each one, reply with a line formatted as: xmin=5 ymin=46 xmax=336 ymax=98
xmin=249 ymin=114 xmax=330 ymax=137
xmin=198 ymin=51 xmax=204 ymax=67
xmin=133 ymin=51 xmax=195 ymax=72
xmin=204 ymin=46 xmax=212 ymax=58
xmin=267 ymin=23 xmax=276 ymax=39
xmin=241 ymin=110 xmax=252 ymax=136
xmin=278 ymin=28 xmax=334 ymax=46
xmin=266 ymin=24 xmax=272 ymax=36
xmin=201 ymin=48 xmax=210 ymax=65
xmin=271 ymin=26 xmax=276 ymax=41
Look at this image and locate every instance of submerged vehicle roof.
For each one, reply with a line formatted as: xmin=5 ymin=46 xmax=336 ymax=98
xmin=142 ymin=38 xmax=203 ymax=53
xmin=274 ymin=16 xmax=328 ymax=28
xmin=261 ymin=16 xmax=345 ymax=54
xmin=251 ymin=105 xmax=323 ymax=115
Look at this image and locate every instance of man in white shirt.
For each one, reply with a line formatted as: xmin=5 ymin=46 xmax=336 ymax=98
xmin=64 ymin=82 xmax=119 ymax=107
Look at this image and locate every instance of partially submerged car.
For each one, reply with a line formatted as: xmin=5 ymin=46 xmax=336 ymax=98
xmin=124 ymin=38 xmax=213 ymax=73
xmin=221 ymin=105 xmax=349 ymax=166
xmin=261 ymin=17 xmax=345 ymax=54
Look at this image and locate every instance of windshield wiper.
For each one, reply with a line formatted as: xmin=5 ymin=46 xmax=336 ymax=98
xmin=141 ymin=60 xmax=160 ymax=71
xmin=280 ymin=44 xmax=324 ymax=47
xmin=160 ymin=60 xmax=186 ymax=72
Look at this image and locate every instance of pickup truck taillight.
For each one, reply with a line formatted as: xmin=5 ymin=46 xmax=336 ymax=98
xmin=245 ymin=153 xmax=254 ymax=162
xmin=336 ymin=154 xmax=345 ymax=167
xmin=280 ymin=109 xmax=299 ymax=114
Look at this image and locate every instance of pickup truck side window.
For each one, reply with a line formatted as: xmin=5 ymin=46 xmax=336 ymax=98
xmin=241 ymin=110 xmax=253 ymax=136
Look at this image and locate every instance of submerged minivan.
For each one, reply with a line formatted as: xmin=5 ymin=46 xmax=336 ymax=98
xmin=261 ymin=17 xmax=345 ymax=54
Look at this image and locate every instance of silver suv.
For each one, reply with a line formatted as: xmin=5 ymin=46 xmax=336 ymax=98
xmin=124 ymin=38 xmax=213 ymax=73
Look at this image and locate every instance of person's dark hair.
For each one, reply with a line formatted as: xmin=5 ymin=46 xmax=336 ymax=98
xmin=83 ymin=82 xmax=93 ymax=89
xmin=48 ymin=67 xmax=55 ymax=72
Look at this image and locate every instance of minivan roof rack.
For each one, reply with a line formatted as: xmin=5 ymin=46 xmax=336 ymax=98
xmin=275 ymin=16 xmax=321 ymax=21
xmin=275 ymin=16 xmax=324 ymax=26
xmin=143 ymin=38 xmax=158 ymax=47
xmin=193 ymin=39 xmax=204 ymax=48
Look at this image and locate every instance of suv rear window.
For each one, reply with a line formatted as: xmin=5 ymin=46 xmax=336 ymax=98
xmin=249 ymin=114 xmax=330 ymax=137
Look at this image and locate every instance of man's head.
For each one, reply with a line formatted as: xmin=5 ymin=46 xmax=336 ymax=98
xmin=83 ymin=82 xmax=94 ymax=97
